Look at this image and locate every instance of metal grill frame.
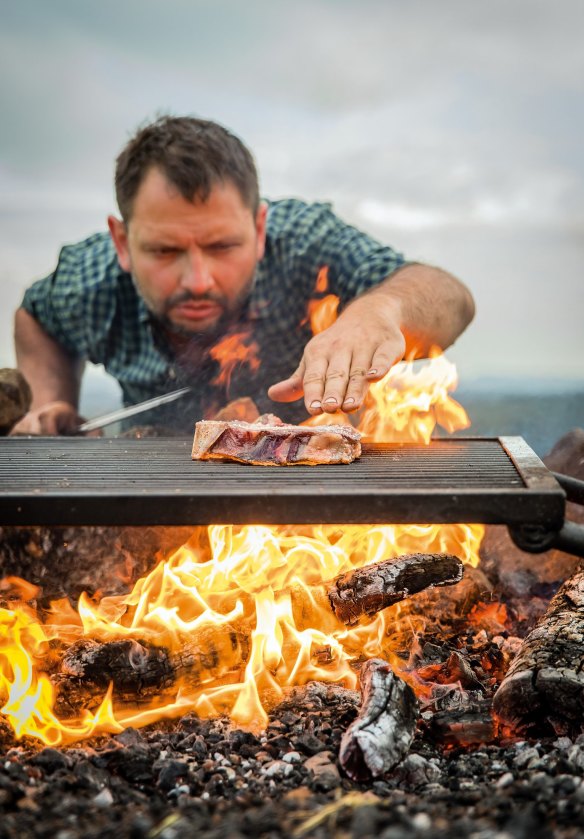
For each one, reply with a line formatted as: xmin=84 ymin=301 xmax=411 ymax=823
xmin=0 ymin=435 xmax=565 ymax=529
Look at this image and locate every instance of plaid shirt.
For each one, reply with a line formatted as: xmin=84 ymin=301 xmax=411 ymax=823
xmin=22 ymin=198 xmax=405 ymax=428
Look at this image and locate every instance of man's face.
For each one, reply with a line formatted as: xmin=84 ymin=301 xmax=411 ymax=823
xmin=108 ymin=167 xmax=267 ymax=337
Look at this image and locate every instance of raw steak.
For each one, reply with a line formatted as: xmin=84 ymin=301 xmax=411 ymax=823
xmin=191 ymin=414 xmax=361 ymax=466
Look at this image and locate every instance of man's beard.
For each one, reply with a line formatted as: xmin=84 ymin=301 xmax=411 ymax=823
xmin=158 ymin=290 xmax=235 ymax=342
xmin=146 ymin=278 xmax=254 ymax=343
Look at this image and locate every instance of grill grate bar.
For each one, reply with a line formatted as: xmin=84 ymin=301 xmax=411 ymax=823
xmin=0 ymin=436 xmax=565 ymax=527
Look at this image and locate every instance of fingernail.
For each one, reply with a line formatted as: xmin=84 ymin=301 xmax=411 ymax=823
xmin=324 ymin=397 xmax=337 ymax=405
xmin=310 ymin=400 xmax=322 ymax=409
xmin=343 ymin=397 xmax=355 ymax=406
xmin=367 ymin=368 xmax=377 ymax=376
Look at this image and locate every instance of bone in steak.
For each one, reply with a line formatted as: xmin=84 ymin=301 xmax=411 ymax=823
xmin=191 ymin=414 xmax=361 ymax=466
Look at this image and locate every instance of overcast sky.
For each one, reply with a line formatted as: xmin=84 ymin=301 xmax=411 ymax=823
xmin=1 ymin=0 xmax=583 ymax=409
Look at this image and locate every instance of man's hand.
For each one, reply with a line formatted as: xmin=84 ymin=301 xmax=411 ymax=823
xmin=268 ymin=299 xmax=406 ymax=415
xmin=10 ymin=401 xmax=84 ymax=435
xmin=267 ymin=263 xmax=475 ymax=416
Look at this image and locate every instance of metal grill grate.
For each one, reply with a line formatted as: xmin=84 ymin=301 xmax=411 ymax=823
xmin=0 ymin=436 xmax=564 ymax=526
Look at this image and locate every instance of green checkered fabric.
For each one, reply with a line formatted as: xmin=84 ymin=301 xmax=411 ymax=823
xmin=22 ymin=199 xmax=405 ymax=428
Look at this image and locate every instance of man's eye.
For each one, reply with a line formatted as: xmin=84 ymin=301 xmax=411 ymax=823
xmin=152 ymin=247 xmax=178 ymax=256
xmin=209 ymin=242 xmax=236 ymax=252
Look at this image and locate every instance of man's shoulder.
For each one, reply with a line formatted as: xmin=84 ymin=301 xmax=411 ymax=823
xmin=265 ymin=198 xmax=334 ymax=238
xmin=57 ymin=232 xmax=121 ymax=289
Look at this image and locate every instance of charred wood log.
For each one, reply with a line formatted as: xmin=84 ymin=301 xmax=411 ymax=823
xmin=328 ymin=553 xmax=464 ymax=625
xmin=493 ymin=569 xmax=584 ymax=736
xmin=53 ymin=626 xmax=250 ymax=715
xmin=339 ymin=658 xmax=418 ymax=781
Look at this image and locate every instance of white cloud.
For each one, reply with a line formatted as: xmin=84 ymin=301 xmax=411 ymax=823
xmin=0 ymin=0 xmax=583 ymax=381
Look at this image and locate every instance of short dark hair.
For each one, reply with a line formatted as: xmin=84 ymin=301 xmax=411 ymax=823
xmin=115 ymin=115 xmax=260 ymax=222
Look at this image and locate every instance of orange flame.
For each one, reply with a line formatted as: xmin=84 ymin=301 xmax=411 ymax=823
xmin=358 ymin=349 xmax=470 ymax=443
xmin=303 ymin=266 xmax=341 ymax=335
xmin=210 ymin=330 xmax=260 ymax=389
xmin=0 ymin=521 xmax=484 ymax=745
xmin=300 ymin=267 xmax=469 ymax=442
xmin=303 ymin=351 xmax=470 ymax=442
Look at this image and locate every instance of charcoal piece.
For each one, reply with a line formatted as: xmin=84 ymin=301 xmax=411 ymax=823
xmin=29 ymin=747 xmax=70 ymax=774
xmin=427 ymin=701 xmax=496 ymax=747
xmin=339 ymin=658 xmax=418 ymax=781
xmin=328 ymin=553 xmax=464 ymax=625
xmin=0 ymin=368 xmax=31 ymax=434
xmin=493 ymin=569 xmax=584 ymax=737
xmin=416 ymin=650 xmax=486 ymax=692
xmin=156 ymin=759 xmax=190 ymax=792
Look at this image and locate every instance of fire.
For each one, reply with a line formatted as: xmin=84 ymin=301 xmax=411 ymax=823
xmin=0 ymin=521 xmax=484 ymax=746
xmin=301 ymin=266 xmax=469 ymax=442
xmin=302 ymin=351 xmax=470 ymax=442
xmin=358 ymin=350 xmax=470 ymax=443
xmin=210 ymin=329 xmax=260 ymax=389
xmin=303 ymin=266 xmax=340 ymax=335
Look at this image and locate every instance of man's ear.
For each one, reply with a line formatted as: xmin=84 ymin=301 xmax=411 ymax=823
xmin=255 ymin=202 xmax=268 ymax=262
xmin=107 ymin=215 xmax=131 ymax=272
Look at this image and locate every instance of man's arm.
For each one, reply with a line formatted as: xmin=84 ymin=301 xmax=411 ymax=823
xmin=11 ymin=307 xmax=85 ymax=434
xmin=268 ymin=263 xmax=475 ymax=415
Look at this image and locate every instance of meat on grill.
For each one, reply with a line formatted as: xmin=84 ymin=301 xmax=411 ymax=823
xmin=191 ymin=414 xmax=361 ymax=466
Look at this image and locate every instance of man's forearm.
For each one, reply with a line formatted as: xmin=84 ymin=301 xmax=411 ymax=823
xmin=14 ymin=307 xmax=84 ymax=409
xmin=343 ymin=263 xmax=475 ymax=358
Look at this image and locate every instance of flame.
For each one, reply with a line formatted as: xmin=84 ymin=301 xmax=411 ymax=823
xmin=210 ymin=329 xmax=260 ymax=389
xmin=358 ymin=350 xmax=470 ymax=443
xmin=303 ymin=351 xmax=470 ymax=442
xmin=302 ymin=266 xmax=341 ymax=335
xmin=0 ymin=520 xmax=484 ymax=746
xmin=299 ymin=265 xmax=469 ymax=442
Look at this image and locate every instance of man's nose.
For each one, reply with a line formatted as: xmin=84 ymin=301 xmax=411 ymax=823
xmin=180 ymin=251 xmax=213 ymax=295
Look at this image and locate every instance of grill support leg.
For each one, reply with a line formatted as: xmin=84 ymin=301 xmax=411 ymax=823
xmin=508 ymin=471 xmax=584 ymax=559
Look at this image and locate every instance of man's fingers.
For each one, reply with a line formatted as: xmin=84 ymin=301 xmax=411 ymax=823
xmin=301 ymin=356 xmax=332 ymax=414
xmin=319 ymin=349 xmax=353 ymax=413
xmin=269 ymin=334 xmax=406 ymax=417
xmin=365 ymin=340 xmax=405 ymax=382
xmin=340 ymin=357 xmax=373 ymax=412
xmin=267 ymin=361 xmax=306 ymax=404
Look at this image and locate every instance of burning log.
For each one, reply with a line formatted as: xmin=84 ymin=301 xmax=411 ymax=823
xmin=339 ymin=658 xmax=419 ymax=781
xmin=49 ymin=553 xmax=462 ymax=715
xmin=328 ymin=553 xmax=464 ymax=625
xmin=493 ymin=569 xmax=584 ymax=736
xmin=54 ymin=626 xmax=250 ymax=715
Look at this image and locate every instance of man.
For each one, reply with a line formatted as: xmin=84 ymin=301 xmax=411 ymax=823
xmin=13 ymin=116 xmax=475 ymax=435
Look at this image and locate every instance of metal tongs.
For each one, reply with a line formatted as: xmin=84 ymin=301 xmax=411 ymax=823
xmin=78 ymin=387 xmax=192 ymax=433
